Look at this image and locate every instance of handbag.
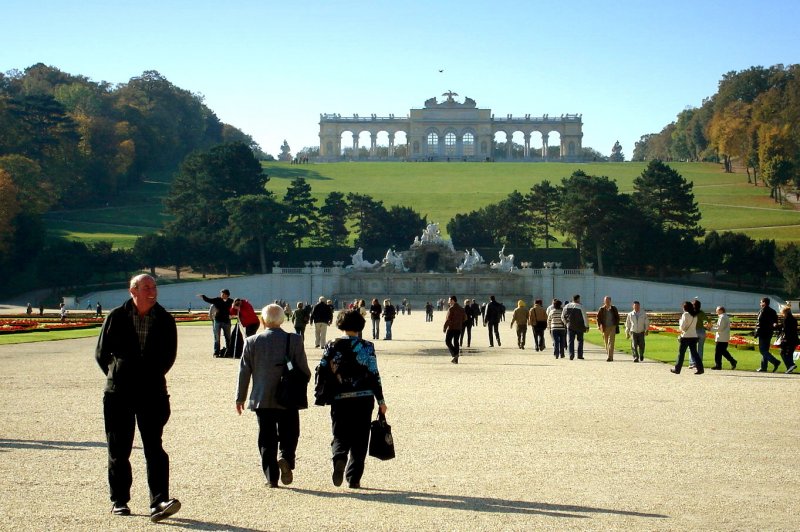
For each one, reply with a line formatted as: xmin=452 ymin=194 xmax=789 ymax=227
xmin=275 ymin=334 xmax=310 ymax=410
xmin=773 ymin=333 xmax=784 ymax=347
xmin=368 ymin=412 xmax=395 ymax=461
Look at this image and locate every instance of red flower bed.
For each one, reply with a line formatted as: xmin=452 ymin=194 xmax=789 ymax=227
xmin=0 ymin=317 xmax=103 ymax=334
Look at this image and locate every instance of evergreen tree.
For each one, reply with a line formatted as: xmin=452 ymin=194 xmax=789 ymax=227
xmin=557 ymin=170 xmax=625 ymax=274
xmin=314 ymin=191 xmax=349 ymax=247
xmin=346 ymin=193 xmax=387 ymax=247
xmin=282 ymin=177 xmax=318 ymax=247
xmin=525 ymin=180 xmax=560 ymax=248
xmin=631 ymin=160 xmax=703 ymax=235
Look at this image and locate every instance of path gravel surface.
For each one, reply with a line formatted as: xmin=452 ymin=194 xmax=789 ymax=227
xmin=0 ymin=312 xmax=798 ymax=531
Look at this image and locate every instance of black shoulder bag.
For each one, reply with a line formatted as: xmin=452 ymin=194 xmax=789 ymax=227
xmin=275 ymin=334 xmax=310 ymax=410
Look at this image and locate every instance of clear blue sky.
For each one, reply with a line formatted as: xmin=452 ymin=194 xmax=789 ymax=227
xmin=3 ymin=0 xmax=799 ymax=159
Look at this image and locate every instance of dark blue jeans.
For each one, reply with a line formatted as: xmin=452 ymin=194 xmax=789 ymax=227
xmin=675 ymin=337 xmax=701 ymax=373
xmin=758 ymin=336 xmax=780 ymax=370
xmin=567 ymin=329 xmax=584 ymax=359
xmin=552 ymin=329 xmax=566 ymax=358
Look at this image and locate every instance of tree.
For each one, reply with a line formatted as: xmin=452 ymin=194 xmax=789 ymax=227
xmin=631 ymin=160 xmax=703 ymax=236
xmin=493 ymin=191 xmax=533 ymax=247
xmin=282 ymin=177 xmax=318 ymax=247
xmin=631 ymin=160 xmax=703 ymax=276
xmin=382 ymin=206 xmax=426 ymax=249
xmin=446 ymin=211 xmax=494 ymax=248
xmin=133 ymin=233 xmax=169 ymax=276
xmin=165 ymin=142 xmax=268 ymax=238
xmin=346 ymin=193 xmax=387 ymax=247
xmin=609 ymin=141 xmax=624 ymax=162
xmin=313 ymin=192 xmax=349 ymax=247
xmin=526 ymin=181 xmax=560 ymax=248
xmin=707 ymin=100 xmax=752 ymax=173
xmin=557 ymin=170 xmax=625 ymax=274
xmin=776 ymin=243 xmax=800 ymax=296
xmin=36 ymin=240 xmax=92 ymax=290
xmin=278 ymin=140 xmax=292 ymax=162
xmin=0 ymin=169 xmax=20 ymax=254
xmin=0 ymin=154 xmax=54 ymax=213
xmin=224 ymin=194 xmax=289 ymax=274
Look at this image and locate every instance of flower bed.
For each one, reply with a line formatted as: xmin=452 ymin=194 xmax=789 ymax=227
xmin=0 ymin=317 xmax=104 ymax=334
xmin=0 ymin=313 xmax=208 ymax=334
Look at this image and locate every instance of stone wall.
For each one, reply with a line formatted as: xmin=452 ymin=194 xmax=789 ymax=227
xmin=80 ymin=267 xmax=782 ymax=313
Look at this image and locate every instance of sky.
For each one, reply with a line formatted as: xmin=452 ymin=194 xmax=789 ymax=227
xmin=3 ymin=0 xmax=799 ymax=159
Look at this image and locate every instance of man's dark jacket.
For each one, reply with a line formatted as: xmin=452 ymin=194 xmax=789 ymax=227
xmin=484 ymin=300 xmax=502 ymax=324
xmin=310 ymin=302 xmax=334 ymax=324
xmin=95 ymin=299 xmax=178 ymax=394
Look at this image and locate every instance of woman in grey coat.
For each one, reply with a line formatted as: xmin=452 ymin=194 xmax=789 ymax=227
xmin=236 ymin=304 xmax=310 ymax=487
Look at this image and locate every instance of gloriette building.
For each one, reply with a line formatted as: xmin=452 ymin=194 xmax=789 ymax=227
xmin=318 ymin=92 xmax=583 ymax=161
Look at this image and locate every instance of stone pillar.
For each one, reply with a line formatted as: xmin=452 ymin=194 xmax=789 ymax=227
xmin=523 ymin=133 xmax=531 ymax=159
xmin=506 ymin=134 xmax=513 ymax=159
xmin=352 ymin=133 xmax=358 ymax=158
xmin=542 ymin=133 xmax=549 ymax=159
xmin=388 ymin=132 xmax=395 ymax=158
xmin=370 ymin=132 xmax=377 ymax=158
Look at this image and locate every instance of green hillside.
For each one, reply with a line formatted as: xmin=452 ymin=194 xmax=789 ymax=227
xmin=44 ymin=162 xmax=800 ymax=248
xmin=264 ymin=161 xmax=800 ymax=243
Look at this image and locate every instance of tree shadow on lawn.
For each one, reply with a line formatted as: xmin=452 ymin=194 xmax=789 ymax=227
xmin=288 ymin=486 xmax=668 ymax=520
xmin=0 ymin=438 xmax=106 ymax=452
xmin=265 ymin=167 xmax=330 ymax=181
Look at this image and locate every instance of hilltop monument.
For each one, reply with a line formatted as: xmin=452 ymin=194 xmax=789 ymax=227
xmin=318 ymin=93 xmax=583 ymax=161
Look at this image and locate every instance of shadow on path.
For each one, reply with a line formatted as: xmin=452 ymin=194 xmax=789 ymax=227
xmin=0 ymin=438 xmax=106 ymax=452
xmin=159 ymin=517 xmax=264 ymax=531
xmin=288 ymin=486 xmax=669 ymax=520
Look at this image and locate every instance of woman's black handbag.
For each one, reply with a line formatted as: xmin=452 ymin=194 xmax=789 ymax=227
xmin=275 ymin=335 xmax=309 ymax=410
xmin=368 ymin=412 xmax=395 ymax=461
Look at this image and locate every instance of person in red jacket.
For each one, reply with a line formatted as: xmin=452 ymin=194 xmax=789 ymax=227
xmin=231 ymin=298 xmax=260 ymax=338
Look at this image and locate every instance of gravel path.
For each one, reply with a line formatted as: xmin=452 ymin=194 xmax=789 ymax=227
xmin=1 ymin=313 xmax=798 ymax=531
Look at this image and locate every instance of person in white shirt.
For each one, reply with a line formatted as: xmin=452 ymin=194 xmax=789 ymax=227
xmin=624 ymin=300 xmax=649 ymax=362
xmin=709 ymin=306 xmax=738 ymax=370
xmin=671 ymin=301 xmax=703 ymax=375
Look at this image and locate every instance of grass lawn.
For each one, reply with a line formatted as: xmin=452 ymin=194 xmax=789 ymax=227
xmin=264 ymin=161 xmax=800 ymax=243
xmin=40 ymin=161 xmax=800 ymax=249
xmin=583 ymin=329 xmax=775 ymax=372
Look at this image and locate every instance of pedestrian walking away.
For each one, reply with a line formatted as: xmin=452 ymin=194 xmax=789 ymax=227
xmin=443 ymin=296 xmax=467 ymax=363
xmin=314 ymin=309 xmax=388 ymax=489
xmin=236 ymin=304 xmax=311 ymax=488
xmin=484 ymin=295 xmax=502 ymax=347
xmin=510 ymin=300 xmax=528 ymax=349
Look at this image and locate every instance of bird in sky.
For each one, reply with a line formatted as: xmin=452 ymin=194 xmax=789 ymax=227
xmin=439 ymin=69 xmax=444 ymax=73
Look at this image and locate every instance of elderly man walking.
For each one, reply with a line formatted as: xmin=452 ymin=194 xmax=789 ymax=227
xmin=624 ymin=300 xmax=649 ymax=362
xmin=236 ymin=304 xmax=310 ymax=487
xmin=310 ymin=296 xmax=334 ymax=348
xmin=597 ymin=296 xmax=620 ymax=362
xmin=96 ymin=274 xmax=181 ymax=523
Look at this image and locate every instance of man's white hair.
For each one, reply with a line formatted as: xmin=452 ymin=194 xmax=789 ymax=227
xmin=318 ymin=296 xmax=326 ymax=303
xmin=261 ymin=304 xmax=285 ymax=326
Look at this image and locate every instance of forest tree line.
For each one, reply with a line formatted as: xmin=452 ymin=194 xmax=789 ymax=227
xmin=0 ymin=64 xmax=266 ymax=293
xmin=632 ymin=63 xmax=800 ymax=204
